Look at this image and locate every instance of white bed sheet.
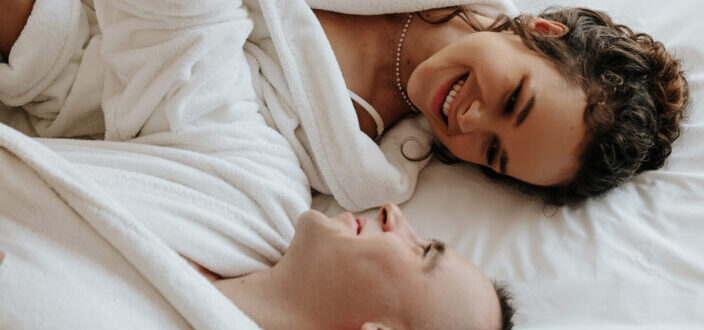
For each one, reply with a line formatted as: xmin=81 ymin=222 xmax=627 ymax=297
xmin=313 ymin=0 xmax=704 ymax=328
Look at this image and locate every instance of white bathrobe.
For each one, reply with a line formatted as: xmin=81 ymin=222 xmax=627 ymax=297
xmin=0 ymin=0 xmax=517 ymax=211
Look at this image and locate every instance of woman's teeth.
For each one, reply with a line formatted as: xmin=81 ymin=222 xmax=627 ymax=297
xmin=442 ymin=78 xmax=466 ymax=118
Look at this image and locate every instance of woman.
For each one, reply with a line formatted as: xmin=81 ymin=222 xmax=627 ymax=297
xmin=0 ymin=0 xmax=689 ymax=209
xmin=314 ymin=6 xmax=690 ymax=205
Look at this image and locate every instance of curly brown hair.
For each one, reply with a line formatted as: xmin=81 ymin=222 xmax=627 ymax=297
xmin=427 ymin=7 xmax=690 ymax=206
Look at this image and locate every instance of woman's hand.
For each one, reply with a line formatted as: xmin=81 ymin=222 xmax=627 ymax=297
xmin=0 ymin=0 xmax=36 ymax=58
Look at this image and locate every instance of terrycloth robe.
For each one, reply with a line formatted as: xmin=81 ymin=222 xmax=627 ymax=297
xmin=0 ymin=0 xmax=517 ymax=211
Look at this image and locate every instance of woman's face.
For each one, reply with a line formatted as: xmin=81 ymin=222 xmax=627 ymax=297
xmin=288 ymin=204 xmax=501 ymax=329
xmin=407 ymin=25 xmax=587 ymax=186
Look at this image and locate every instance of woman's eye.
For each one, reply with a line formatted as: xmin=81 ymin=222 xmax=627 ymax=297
xmin=486 ymin=137 xmax=499 ymax=165
xmin=505 ymin=84 xmax=522 ymax=114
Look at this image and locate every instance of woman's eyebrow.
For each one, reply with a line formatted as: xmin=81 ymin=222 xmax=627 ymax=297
xmin=514 ymin=90 xmax=536 ymax=128
xmin=424 ymin=239 xmax=446 ymax=272
xmin=500 ymin=154 xmax=508 ymax=175
xmin=501 ymin=88 xmax=536 ymax=175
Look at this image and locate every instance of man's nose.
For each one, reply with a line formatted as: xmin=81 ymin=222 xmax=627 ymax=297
xmin=379 ymin=203 xmax=424 ymax=246
xmin=379 ymin=203 xmax=403 ymax=232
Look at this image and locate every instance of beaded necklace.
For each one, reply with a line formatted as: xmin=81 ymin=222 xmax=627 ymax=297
xmin=394 ymin=14 xmax=421 ymax=114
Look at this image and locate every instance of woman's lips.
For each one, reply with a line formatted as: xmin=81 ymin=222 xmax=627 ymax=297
xmin=432 ymin=73 xmax=468 ymax=126
xmin=432 ymin=78 xmax=455 ymax=122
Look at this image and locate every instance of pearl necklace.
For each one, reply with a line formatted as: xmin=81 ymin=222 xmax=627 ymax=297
xmin=395 ymin=14 xmax=420 ymax=113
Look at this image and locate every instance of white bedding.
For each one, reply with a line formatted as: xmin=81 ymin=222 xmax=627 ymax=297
xmin=314 ymin=0 xmax=704 ymax=328
xmin=0 ymin=0 xmax=701 ymax=329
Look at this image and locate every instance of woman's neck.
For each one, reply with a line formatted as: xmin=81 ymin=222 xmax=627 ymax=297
xmin=313 ymin=9 xmax=481 ymax=137
xmin=314 ymin=11 xmax=410 ymax=137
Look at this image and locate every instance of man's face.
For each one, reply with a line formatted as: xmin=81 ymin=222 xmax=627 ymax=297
xmin=285 ymin=203 xmax=501 ymax=329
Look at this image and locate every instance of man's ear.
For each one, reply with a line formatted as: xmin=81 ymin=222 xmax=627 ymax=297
xmin=530 ymin=17 xmax=569 ymax=37
xmin=361 ymin=322 xmax=393 ymax=330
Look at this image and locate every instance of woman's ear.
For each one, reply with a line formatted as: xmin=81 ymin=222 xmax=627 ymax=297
xmin=530 ymin=17 xmax=569 ymax=37
xmin=361 ymin=322 xmax=393 ymax=330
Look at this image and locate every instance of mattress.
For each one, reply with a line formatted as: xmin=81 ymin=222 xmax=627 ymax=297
xmin=313 ymin=0 xmax=704 ymax=328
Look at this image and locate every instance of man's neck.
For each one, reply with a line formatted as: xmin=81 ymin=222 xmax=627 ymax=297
xmin=213 ymin=265 xmax=318 ymax=330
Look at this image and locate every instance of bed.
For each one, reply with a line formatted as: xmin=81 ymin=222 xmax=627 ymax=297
xmin=313 ymin=0 xmax=704 ymax=328
xmin=0 ymin=0 xmax=701 ymax=329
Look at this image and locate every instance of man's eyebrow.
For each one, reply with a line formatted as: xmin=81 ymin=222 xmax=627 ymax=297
xmin=424 ymin=239 xmax=446 ymax=272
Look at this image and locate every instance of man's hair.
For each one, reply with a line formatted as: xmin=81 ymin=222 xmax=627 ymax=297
xmin=493 ymin=281 xmax=515 ymax=330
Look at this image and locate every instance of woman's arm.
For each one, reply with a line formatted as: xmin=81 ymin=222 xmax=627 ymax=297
xmin=0 ymin=0 xmax=36 ymax=58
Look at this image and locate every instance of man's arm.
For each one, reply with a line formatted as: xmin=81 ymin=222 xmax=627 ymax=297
xmin=0 ymin=0 xmax=36 ymax=58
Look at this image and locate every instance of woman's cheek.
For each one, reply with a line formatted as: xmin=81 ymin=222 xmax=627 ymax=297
xmin=448 ymin=137 xmax=480 ymax=164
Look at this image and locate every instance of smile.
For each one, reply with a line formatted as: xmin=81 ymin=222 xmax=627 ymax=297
xmin=433 ymin=73 xmax=469 ymax=126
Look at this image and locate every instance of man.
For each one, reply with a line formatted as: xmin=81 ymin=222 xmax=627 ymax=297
xmin=189 ymin=203 xmax=516 ymax=330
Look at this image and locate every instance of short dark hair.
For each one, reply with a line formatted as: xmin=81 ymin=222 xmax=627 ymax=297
xmin=423 ymin=7 xmax=690 ymax=206
xmin=493 ymin=281 xmax=515 ymax=330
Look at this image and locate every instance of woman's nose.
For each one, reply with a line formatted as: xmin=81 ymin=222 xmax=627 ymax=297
xmin=457 ymin=100 xmax=486 ymax=133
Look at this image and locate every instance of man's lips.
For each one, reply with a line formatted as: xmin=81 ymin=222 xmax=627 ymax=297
xmin=355 ymin=217 xmax=366 ymax=235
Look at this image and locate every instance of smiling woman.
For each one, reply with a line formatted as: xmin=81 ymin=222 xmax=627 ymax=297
xmin=407 ymin=19 xmax=588 ymax=186
xmin=315 ymin=6 xmax=689 ymax=205
xmin=0 ymin=0 xmax=689 ymax=210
